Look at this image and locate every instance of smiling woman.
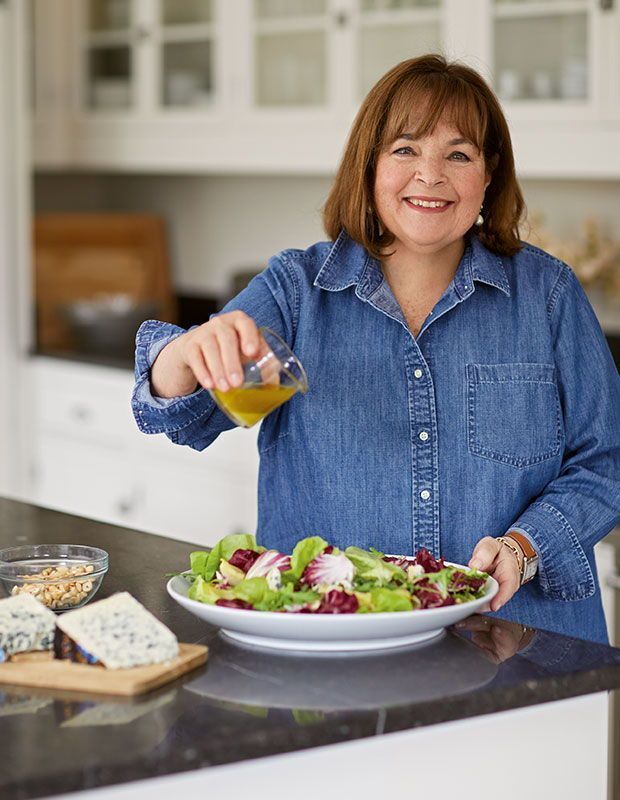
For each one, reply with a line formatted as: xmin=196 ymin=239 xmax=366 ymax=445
xmin=132 ymin=55 xmax=619 ymax=644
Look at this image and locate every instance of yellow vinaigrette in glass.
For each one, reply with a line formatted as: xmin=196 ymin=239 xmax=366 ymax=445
xmin=212 ymin=384 xmax=298 ymax=428
xmin=208 ymin=327 xmax=308 ymax=428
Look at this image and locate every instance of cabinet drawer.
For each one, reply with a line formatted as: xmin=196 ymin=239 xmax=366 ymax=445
xmin=30 ymin=433 xmax=139 ymax=527
xmin=139 ymin=462 xmax=257 ymax=547
xmin=29 ymin=358 xmax=138 ymax=441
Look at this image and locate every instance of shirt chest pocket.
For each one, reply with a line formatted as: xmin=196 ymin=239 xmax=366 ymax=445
xmin=466 ymin=363 xmax=563 ymax=468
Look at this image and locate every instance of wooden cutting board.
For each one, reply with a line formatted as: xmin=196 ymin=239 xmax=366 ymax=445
xmin=34 ymin=213 xmax=177 ymax=352
xmin=0 ymin=643 xmax=208 ymax=697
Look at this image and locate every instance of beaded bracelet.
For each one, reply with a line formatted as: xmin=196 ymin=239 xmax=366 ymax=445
xmin=496 ymin=536 xmax=525 ymax=584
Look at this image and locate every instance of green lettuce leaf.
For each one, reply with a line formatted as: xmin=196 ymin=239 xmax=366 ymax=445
xmin=289 ymin=536 xmax=329 ymax=578
xmin=231 ymin=577 xmax=319 ymax=611
xmin=368 ymin=587 xmax=413 ymax=612
xmin=345 ymin=546 xmax=406 ymax=587
xmin=190 ymin=551 xmax=209 ymax=577
xmin=411 ymin=568 xmax=452 ymax=598
xmin=188 ymin=576 xmax=233 ymax=604
xmin=231 ymin=576 xmax=275 ymax=607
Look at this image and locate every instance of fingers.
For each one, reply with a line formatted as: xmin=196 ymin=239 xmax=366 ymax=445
xmin=468 ymin=536 xmax=500 ymax=572
xmin=182 ymin=312 xmax=262 ymax=392
xmin=468 ymin=536 xmax=521 ymax=613
xmin=211 ymin=319 xmax=245 ymax=389
xmin=234 ymin=313 xmax=262 ymax=358
xmin=184 ymin=340 xmax=213 ymax=390
xmin=489 ymin=548 xmax=520 ymax=612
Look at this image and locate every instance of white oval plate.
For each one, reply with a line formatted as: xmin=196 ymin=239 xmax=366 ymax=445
xmin=167 ymin=564 xmax=498 ymax=653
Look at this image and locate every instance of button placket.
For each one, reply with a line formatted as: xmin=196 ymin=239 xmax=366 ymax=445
xmin=407 ymin=344 xmax=439 ymax=556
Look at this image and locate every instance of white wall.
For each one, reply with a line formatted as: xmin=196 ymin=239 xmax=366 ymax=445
xmin=0 ymin=2 xmax=30 ymax=498
xmin=34 ymin=172 xmax=620 ymax=300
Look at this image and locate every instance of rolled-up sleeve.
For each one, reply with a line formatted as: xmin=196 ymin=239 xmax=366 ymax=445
xmin=506 ymin=265 xmax=620 ymax=601
xmin=131 ymin=253 xmax=300 ymax=451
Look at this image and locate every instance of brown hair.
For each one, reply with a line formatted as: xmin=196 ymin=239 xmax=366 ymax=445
xmin=323 ymin=54 xmax=525 ymax=259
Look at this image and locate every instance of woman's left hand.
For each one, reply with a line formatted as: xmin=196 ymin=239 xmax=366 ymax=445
xmin=468 ymin=536 xmax=522 ymax=612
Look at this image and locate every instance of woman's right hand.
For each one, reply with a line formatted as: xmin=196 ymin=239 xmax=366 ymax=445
xmin=150 ymin=311 xmax=262 ymax=399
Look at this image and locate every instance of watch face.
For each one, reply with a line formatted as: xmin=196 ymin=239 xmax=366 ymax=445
xmin=523 ymin=557 xmax=539 ymax=583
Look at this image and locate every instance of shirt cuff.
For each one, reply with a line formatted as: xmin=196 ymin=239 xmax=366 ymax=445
xmin=132 ymin=319 xmax=217 ymax=435
xmin=506 ymin=501 xmax=595 ymax=602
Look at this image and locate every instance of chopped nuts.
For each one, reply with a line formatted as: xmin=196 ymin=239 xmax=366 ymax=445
xmin=10 ymin=563 xmax=97 ymax=609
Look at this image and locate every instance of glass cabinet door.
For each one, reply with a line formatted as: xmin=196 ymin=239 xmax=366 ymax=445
xmin=492 ymin=0 xmax=591 ymax=103
xmin=253 ymin=0 xmax=329 ymax=107
xmin=158 ymin=0 xmax=216 ymax=108
xmin=84 ymin=0 xmax=133 ymax=110
xmin=357 ymin=0 xmax=443 ymax=98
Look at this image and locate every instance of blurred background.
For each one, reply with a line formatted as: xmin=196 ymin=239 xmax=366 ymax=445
xmin=0 ymin=0 xmax=618 ymax=545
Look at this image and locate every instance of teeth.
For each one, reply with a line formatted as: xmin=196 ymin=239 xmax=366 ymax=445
xmin=408 ymin=199 xmax=449 ymax=208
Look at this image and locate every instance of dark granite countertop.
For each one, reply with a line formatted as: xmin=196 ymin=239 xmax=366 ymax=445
xmin=1 ymin=496 xmax=620 ymax=800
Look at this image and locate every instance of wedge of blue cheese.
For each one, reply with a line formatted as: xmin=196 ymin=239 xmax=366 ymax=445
xmin=0 ymin=594 xmax=57 ymax=662
xmin=55 ymin=592 xmax=179 ymax=669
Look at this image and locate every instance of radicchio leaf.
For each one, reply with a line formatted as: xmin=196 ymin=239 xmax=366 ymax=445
xmin=229 ymin=548 xmax=262 ymax=573
xmin=414 ymin=548 xmax=445 ymax=573
xmin=245 ymin=550 xmax=291 ymax=580
xmin=383 ymin=555 xmax=414 ymax=569
xmin=415 ymin=588 xmax=456 ymax=609
xmin=449 ymin=570 xmax=486 ymax=593
xmin=302 ymin=552 xmax=355 ymax=589
xmin=215 ymin=599 xmax=254 ymax=610
xmin=316 ymin=590 xmax=359 ymax=614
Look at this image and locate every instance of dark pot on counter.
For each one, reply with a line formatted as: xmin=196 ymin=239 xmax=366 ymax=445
xmin=61 ymin=296 xmax=158 ymax=359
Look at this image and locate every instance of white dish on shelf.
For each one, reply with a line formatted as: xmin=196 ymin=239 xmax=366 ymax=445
xmin=166 ymin=564 xmax=498 ymax=653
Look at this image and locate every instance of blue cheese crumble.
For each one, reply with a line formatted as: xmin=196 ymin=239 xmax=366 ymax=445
xmin=56 ymin=592 xmax=179 ymax=669
xmin=0 ymin=594 xmax=57 ymax=659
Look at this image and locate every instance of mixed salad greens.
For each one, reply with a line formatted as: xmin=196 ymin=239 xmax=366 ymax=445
xmin=182 ymin=534 xmax=489 ymax=614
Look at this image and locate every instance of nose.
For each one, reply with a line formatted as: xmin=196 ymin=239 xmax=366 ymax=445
xmin=412 ymin=155 xmax=446 ymax=187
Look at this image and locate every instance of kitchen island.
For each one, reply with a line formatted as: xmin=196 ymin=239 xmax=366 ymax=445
xmin=1 ymin=497 xmax=619 ymax=800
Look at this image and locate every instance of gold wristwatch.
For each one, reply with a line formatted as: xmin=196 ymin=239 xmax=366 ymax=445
xmin=505 ymin=531 xmax=539 ymax=585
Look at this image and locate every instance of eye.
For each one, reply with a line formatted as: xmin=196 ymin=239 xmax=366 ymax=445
xmin=393 ymin=146 xmax=415 ymax=156
xmin=449 ymin=151 xmax=471 ymax=162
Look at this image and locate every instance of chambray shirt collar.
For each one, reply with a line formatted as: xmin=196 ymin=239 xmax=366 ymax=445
xmin=456 ymin=233 xmax=511 ymax=298
xmin=314 ymin=230 xmax=511 ymax=299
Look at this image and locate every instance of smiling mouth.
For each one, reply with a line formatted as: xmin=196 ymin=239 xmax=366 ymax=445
xmin=405 ymin=197 xmax=453 ymax=209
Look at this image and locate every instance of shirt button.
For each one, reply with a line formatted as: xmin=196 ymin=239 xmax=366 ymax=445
xmin=414 ymin=369 xmax=423 ymax=378
xmin=420 ymin=490 xmax=431 ymax=501
xmin=418 ymin=431 xmax=429 ymax=442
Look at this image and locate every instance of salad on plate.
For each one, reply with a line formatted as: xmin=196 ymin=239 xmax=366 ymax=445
xmin=180 ymin=534 xmax=489 ymax=614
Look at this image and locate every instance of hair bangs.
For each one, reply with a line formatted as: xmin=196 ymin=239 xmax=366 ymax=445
xmin=380 ymin=74 xmax=489 ymax=157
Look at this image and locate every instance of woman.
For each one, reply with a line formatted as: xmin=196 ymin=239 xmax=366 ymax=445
xmin=132 ymin=55 xmax=619 ymax=643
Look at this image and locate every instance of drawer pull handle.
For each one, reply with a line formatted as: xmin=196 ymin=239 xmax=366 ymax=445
xmin=71 ymin=405 xmax=92 ymax=422
xmin=116 ymin=499 xmax=134 ymax=516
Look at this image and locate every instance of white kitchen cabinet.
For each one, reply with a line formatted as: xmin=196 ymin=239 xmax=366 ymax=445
xmin=595 ymin=538 xmax=616 ymax=644
xmin=31 ymin=0 xmax=620 ymax=176
xmin=23 ymin=357 xmax=259 ymax=546
xmin=30 ymin=433 xmax=141 ymax=526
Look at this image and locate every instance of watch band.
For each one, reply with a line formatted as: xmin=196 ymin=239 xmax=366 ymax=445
xmin=505 ymin=531 xmax=539 ymax=584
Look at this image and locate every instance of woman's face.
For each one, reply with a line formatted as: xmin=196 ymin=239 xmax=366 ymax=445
xmin=373 ymin=117 xmax=491 ymax=259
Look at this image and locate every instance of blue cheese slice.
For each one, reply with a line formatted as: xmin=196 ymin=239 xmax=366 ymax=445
xmin=0 ymin=594 xmax=57 ymax=661
xmin=56 ymin=592 xmax=179 ymax=669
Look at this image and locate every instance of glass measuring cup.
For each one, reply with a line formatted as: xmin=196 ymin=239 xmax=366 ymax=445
xmin=209 ymin=327 xmax=308 ymax=428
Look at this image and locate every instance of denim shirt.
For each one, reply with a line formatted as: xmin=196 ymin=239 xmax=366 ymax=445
xmin=132 ymin=232 xmax=620 ymax=643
